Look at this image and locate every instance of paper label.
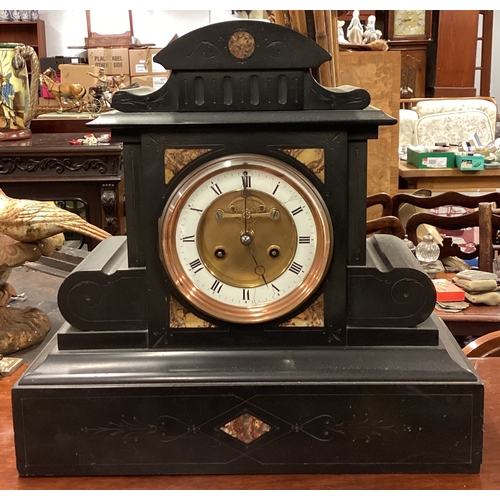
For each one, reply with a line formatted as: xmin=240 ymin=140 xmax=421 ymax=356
xmin=424 ymin=157 xmax=447 ymax=168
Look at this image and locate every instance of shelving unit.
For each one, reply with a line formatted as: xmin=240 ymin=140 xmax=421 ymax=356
xmin=0 ymin=20 xmax=47 ymax=59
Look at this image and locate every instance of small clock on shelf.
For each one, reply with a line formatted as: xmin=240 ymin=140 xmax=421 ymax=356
xmin=387 ymin=10 xmax=432 ymax=40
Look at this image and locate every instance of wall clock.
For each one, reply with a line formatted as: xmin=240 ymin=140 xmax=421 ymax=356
xmin=387 ymin=10 xmax=432 ymax=39
xmin=386 ymin=10 xmax=433 ymax=98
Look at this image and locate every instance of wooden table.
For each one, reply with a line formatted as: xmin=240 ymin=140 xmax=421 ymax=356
xmin=1 ymin=358 xmax=499 ymax=489
xmin=399 ymin=159 xmax=500 ymax=192
xmin=30 ymin=113 xmax=111 ymax=135
xmin=0 ymin=133 xmax=124 ymax=250
xmin=433 ymin=273 xmax=500 ymax=339
xmin=436 ymin=303 xmax=500 ymax=338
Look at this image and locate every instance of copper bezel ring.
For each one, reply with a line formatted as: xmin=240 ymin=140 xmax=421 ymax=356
xmin=159 ymin=154 xmax=333 ymax=324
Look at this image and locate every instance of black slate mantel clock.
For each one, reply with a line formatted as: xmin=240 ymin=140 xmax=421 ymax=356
xmin=12 ymin=20 xmax=483 ymax=476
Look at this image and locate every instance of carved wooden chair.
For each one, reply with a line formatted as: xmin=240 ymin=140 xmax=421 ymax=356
xmin=462 ymin=330 xmax=500 ymax=357
xmin=366 ymin=192 xmax=405 ymax=239
xmin=393 ymin=191 xmax=500 ymax=264
xmin=367 ymin=192 xmax=392 ymax=217
xmin=405 ymin=202 xmax=500 ymax=272
xmin=392 ymin=191 xmax=500 ymax=220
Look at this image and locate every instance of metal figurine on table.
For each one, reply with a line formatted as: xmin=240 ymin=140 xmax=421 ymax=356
xmin=39 ymin=67 xmax=87 ymax=114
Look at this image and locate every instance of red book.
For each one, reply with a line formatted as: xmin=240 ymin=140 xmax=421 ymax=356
xmin=432 ymin=279 xmax=465 ymax=302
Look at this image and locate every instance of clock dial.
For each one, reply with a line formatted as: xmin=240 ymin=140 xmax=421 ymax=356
xmin=394 ymin=10 xmax=426 ymax=37
xmin=159 ymin=154 xmax=333 ymax=324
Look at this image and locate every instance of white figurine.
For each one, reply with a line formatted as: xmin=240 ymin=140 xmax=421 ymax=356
xmin=337 ymin=20 xmax=348 ymax=44
xmin=347 ymin=10 xmax=363 ymax=45
xmin=363 ymin=15 xmax=382 ymax=44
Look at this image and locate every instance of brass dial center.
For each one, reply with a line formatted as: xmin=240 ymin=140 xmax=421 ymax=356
xmin=197 ymin=189 xmax=297 ymax=288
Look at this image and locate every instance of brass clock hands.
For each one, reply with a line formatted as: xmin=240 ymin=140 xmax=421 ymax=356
xmin=240 ymin=171 xmax=268 ymax=286
xmin=214 ymin=208 xmax=278 ymax=219
xmin=242 ymin=171 xmax=250 ymax=235
xmin=247 ymin=243 xmax=268 ymax=286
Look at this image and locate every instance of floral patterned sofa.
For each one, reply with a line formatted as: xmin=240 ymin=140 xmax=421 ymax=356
xmin=399 ymin=97 xmax=498 ymax=149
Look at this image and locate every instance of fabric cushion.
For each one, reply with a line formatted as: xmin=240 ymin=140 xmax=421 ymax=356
xmin=399 ymin=108 xmax=418 ymax=148
xmin=413 ymin=109 xmax=495 ymax=146
xmin=414 ymin=99 xmax=497 ymax=134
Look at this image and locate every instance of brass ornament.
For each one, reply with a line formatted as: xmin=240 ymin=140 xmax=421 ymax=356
xmin=197 ymin=190 xmax=297 ymax=288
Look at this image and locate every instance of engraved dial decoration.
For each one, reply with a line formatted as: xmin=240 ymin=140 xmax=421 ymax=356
xmin=159 ymin=154 xmax=333 ymax=324
xmin=394 ymin=10 xmax=426 ymax=37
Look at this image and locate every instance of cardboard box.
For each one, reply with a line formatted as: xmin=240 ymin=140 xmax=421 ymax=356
xmin=433 ymin=279 xmax=465 ymax=302
xmin=131 ymin=75 xmax=169 ymax=90
xmin=40 ymin=56 xmax=87 ymax=73
xmin=87 ymin=48 xmax=130 ymax=75
xmin=129 ymin=48 xmax=169 ymax=76
xmin=456 ymin=154 xmax=485 ymax=171
xmin=59 ymin=64 xmax=99 ymax=94
xmin=407 ymin=146 xmax=456 ymax=169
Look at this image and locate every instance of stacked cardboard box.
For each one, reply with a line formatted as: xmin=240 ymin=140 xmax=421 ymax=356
xmin=129 ymin=48 xmax=170 ymax=90
xmin=87 ymin=48 xmax=130 ymax=75
xmin=59 ymin=64 xmax=99 ymax=92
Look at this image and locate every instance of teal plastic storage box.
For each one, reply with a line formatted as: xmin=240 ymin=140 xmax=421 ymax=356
xmin=407 ymin=147 xmax=456 ymax=169
xmin=456 ymin=155 xmax=484 ymax=171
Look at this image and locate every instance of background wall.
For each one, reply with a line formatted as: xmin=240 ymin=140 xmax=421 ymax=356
xmin=33 ymin=9 xmax=500 ymax=103
xmin=39 ymin=10 xmax=234 ymax=57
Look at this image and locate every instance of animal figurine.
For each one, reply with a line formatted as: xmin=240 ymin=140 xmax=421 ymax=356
xmin=0 ymin=188 xmax=111 ymax=356
xmin=0 ymin=231 xmax=63 ymax=356
xmin=40 ymin=67 xmax=87 ymax=113
xmin=0 ymin=188 xmax=111 ymax=243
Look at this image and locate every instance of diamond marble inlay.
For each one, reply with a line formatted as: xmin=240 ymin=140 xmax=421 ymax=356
xmin=220 ymin=412 xmax=271 ymax=444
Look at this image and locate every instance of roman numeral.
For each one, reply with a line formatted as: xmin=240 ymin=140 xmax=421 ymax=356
xmin=242 ymin=289 xmax=250 ymax=301
xmin=299 ymin=236 xmax=311 ymax=244
xmin=181 ymin=235 xmax=195 ymax=243
xmin=211 ymin=183 xmax=222 ymax=196
xmin=210 ymin=280 xmax=223 ymax=293
xmin=189 ymin=206 xmax=203 ymax=213
xmin=272 ymin=284 xmax=280 ymax=293
xmin=272 ymin=183 xmax=280 ymax=195
xmin=242 ymin=174 xmax=251 ymax=188
xmin=289 ymin=262 xmax=303 ymax=275
xmin=291 ymin=206 xmax=303 ymax=216
xmin=189 ymin=258 xmax=203 ymax=273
